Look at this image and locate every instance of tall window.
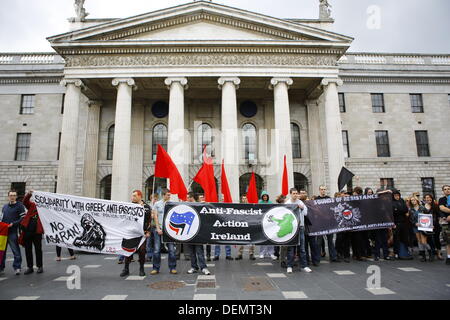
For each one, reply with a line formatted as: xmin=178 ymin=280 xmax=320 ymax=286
xmin=197 ymin=123 xmax=213 ymax=161
xmin=338 ymin=93 xmax=346 ymax=113
xmin=10 ymin=182 xmax=26 ymax=201
xmin=145 ymin=176 xmax=167 ymax=201
xmin=57 ymin=132 xmax=61 ymax=160
xmin=107 ymin=125 xmax=115 ymax=160
xmin=242 ymin=123 xmax=257 ymax=161
xmin=15 ymin=133 xmax=31 ymax=161
xmin=375 ymin=130 xmax=390 ymax=157
xmin=20 ymin=95 xmax=35 ymax=114
xmin=291 ymin=123 xmax=301 ymax=158
xmin=294 ymin=173 xmax=308 ymax=193
xmin=61 ymin=94 xmax=65 ymax=114
xmin=380 ymin=178 xmax=394 ymax=190
xmin=152 ymin=124 xmax=168 ymax=160
xmin=342 ymin=130 xmax=350 ymax=158
xmin=415 ymin=130 xmax=430 ymax=157
xmin=421 ymin=177 xmax=435 ymax=199
xmin=100 ymin=175 xmax=112 ymax=200
xmin=371 ymin=93 xmax=385 ymax=113
xmin=239 ymin=173 xmax=264 ymax=199
xmin=410 ymin=94 xmax=424 ymax=113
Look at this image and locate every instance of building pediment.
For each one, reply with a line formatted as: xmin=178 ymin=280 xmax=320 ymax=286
xmin=48 ymin=1 xmax=352 ymax=48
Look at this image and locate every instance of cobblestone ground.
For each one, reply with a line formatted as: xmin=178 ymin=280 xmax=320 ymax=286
xmin=0 ymin=246 xmax=449 ymax=300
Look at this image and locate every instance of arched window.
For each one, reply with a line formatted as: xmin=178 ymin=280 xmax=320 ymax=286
xmin=291 ymin=123 xmax=301 ymax=158
xmin=294 ymin=173 xmax=308 ymax=194
xmin=152 ymin=124 xmax=168 ymax=160
xmin=191 ymin=179 xmax=219 ymax=200
xmin=242 ymin=123 xmax=257 ymax=161
xmin=145 ymin=175 xmax=168 ymax=202
xmin=239 ymin=173 xmax=264 ymax=199
xmin=197 ymin=123 xmax=213 ymax=161
xmin=100 ymin=175 xmax=112 ymax=200
xmin=107 ymin=125 xmax=115 ymax=160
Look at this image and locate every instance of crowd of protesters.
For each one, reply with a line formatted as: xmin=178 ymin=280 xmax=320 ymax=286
xmin=1 ymin=183 xmax=449 ymax=277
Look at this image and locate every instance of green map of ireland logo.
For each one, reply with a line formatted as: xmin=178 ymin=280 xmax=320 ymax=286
xmin=262 ymin=207 xmax=299 ymax=244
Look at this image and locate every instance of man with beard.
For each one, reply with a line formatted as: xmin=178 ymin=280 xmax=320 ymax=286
xmin=120 ymin=190 xmax=154 ymax=277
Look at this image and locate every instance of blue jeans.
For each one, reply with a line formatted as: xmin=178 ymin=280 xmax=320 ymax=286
xmin=189 ymin=245 xmax=207 ymax=270
xmin=146 ymin=236 xmax=153 ymax=258
xmin=214 ymin=245 xmax=231 ymax=257
xmin=151 ymin=227 xmax=176 ymax=271
xmin=287 ymin=227 xmax=307 ymax=268
xmin=374 ymin=229 xmax=389 ymax=258
xmin=306 ymin=235 xmax=320 ymax=264
xmin=0 ymin=231 xmax=22 ymax=271
xmin=324 ymin=234 xmax=337 ymax=260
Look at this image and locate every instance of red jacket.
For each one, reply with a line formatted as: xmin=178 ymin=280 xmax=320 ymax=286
xmin=20 ymin=193 xmax=44 ymax=234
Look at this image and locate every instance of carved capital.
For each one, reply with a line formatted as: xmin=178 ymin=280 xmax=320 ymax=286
xmin=60 ymin=78 xmax=85 ymax=90
xmin=88 ymin=100 xmax=103 ymax=108
xmin=269 ymin=77 xmax=293 ymax=90
xmin=218 ymin=77 xmax=241 ymax=90
xmin=112 ymin=78 xmax=137 ymax=91
xmin=165 ymin=77 xmax=188 ymax=90
xmin=321 ymin=78 xmax=343 ymax=87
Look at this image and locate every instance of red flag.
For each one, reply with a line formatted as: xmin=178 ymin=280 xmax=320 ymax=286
xmin=0 ymin=222 xmax=8 ymax=264
xmin=247 ymin=172 xmax=258 ymax=204
xmin=154 ymin=144 xmax=187 ymax=201
xmin=221 ymin=160 xmax=233 ymax=203
xmin=193 ymin=147 xmax=218 ymax=202
xmin=282 ymin=155 xmax=288 ymax=196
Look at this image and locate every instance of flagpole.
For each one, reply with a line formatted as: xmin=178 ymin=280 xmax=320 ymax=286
xmin=151 ymin=175 xmax=156 ymax=205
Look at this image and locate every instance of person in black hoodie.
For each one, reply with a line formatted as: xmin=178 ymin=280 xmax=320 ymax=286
xmin=392 ymin=189 xmax=413 ymax=259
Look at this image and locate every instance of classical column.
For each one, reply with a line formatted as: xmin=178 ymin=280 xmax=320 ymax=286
xmin=269 ymin=78 xmax=294 ymax=194
xmin=129 ymin=99 xmax=145 ymax=193
xmin=57 ymin=79 xmax=84 ymax=195
xmin=82 ymin=100 xmax=102 ymax=198
xmin=165 ymin=77 xmax=188 ymax=198
xmin=321 ymin=78 xmax=345 ymax=195
xmin=111 ymin=78 xmax=137 ymax=202
xmin=218 ymin=77 xmax=240 ymax=202
xmin=306 ymin=99 xmax=326 ymax=195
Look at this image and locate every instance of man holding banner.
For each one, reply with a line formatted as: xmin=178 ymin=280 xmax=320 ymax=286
xmin=120 ymin=190 xmax=153 ymax=277
xmin=286 ymin=188 xmax=311 ymax=273
xmin=151 ymin=188 xmax=177 ymax=275
xmin=0 ymin=190 xmax=26 ymax=275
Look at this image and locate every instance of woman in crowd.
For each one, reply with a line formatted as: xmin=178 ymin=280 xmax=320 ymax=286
xmin=408 ymin=195 xmax=430 ymax=262
xmin=423 ymin=194 xmax=444 ymax=260
xmin=258 ymin=191 xmax=277 ymax=260
xmin=392 ymin=189 xmax=413 ymax=259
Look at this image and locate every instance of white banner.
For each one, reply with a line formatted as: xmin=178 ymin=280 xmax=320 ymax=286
xmin=33 ymin=191 xmax=146 ymax=256
xmin=418 ymin=213 xmax=434 ymax=232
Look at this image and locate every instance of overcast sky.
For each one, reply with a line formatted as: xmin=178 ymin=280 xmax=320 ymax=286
xmin=0 ymin=0 xmax=449 ymax=54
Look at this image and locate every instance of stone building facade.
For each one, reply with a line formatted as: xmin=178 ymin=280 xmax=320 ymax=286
xmin=0 ymin=1 xmax=449 ymax=202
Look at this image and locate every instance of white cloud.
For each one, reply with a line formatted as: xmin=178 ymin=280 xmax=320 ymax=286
xmin=0 ymin=0 xmax=448 ymax=53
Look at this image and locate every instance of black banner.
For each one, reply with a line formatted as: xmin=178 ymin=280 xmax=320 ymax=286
xmin=305 ymin=193 xmax=395 ymax=236
xmin=162 ymin=202 xmax=301 ymax=245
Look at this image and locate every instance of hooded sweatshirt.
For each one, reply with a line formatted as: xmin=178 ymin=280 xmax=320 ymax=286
xmin=258 ymin=191 xmax=273 ymax=204
xmin=392 ymin=189 xmax=409 ymax=224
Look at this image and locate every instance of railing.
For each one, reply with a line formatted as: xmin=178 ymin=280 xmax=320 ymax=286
xmin=339 ymin=53 xmax=450 ymax=65
xmin=0 ymin=53 xmax=64 ymax=64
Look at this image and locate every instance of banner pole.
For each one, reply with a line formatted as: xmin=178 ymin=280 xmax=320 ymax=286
xmin=151 ymin=175 xmax=156 ymax=205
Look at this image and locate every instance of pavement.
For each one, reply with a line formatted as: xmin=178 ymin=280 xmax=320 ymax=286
xmin=0 ymin=246 xmax=449 ymax=300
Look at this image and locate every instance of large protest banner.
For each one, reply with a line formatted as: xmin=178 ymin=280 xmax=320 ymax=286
xmin=33 ymin=191 xmax=146 ymax=256
xmin=305 ymin=193 xmax=394 ymax=236
xmin=162 ymin=202 xmax=301 ymax=245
